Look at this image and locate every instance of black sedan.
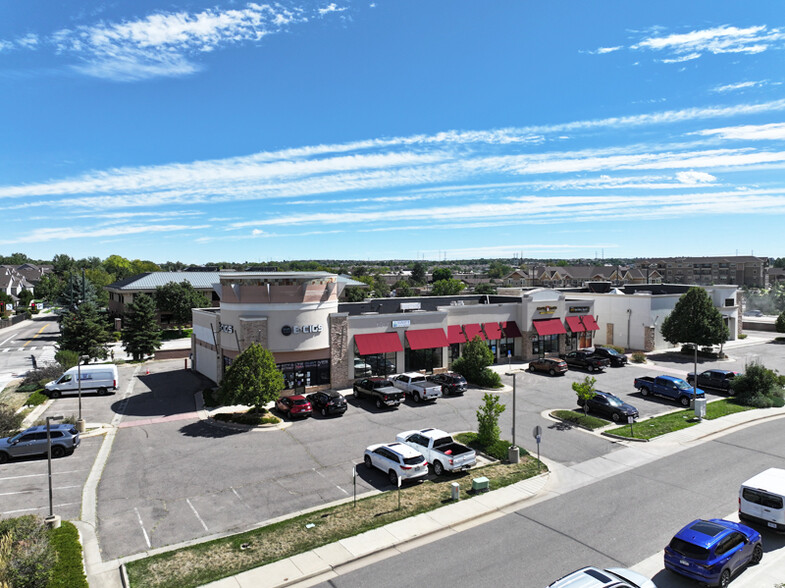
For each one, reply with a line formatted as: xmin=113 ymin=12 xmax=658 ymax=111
xmin=306 ymin=390 xmax=348 ymax=417
xmin=591 ymin=346 xmax=628 ymax=367
xmin=426 ymin=372 xmax=468 ymax=396
xmin=577 ymin=391 xmax=638 ymax=423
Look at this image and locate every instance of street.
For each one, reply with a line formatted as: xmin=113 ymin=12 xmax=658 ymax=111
xmin=0 ymin=315 xmax=59 ymax=388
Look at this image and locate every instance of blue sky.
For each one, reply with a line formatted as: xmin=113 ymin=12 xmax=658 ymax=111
xmin=1 ymin=1 xmax=784 ymax=263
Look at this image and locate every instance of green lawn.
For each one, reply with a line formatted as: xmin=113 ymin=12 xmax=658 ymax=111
xmin=606 ymin=398 xmax=754 ymax=440
xmin=550 ymin=410 xmax=608 ymax=430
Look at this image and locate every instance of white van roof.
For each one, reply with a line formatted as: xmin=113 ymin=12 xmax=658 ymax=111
xmin=65 ymin=364 xmax=117 ymax=373
xmin=741 ymin=468 xmax=785 ymax=495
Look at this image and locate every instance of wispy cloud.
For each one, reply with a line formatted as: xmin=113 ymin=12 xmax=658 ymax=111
xmin=697 ymin=123 xmax=785 ymax=141
xmin=0 ymin=223 xmax=210 ymax=245
xmin=712 ymin=80 xmax=768 ymax=93
xmin=0 ymin=3 xmax=347 ymax=81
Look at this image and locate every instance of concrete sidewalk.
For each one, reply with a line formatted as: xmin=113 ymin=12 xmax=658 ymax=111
xmin=195 ymin=405 xmax=785 ymax=588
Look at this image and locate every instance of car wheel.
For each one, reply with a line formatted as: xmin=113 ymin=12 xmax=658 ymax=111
xmin=414 ymin=392 xmax=421 ymax=403
xmin=640 ymin=387 xmax=649 ymax=397
xmin=0 ymin=451 xmax=9 ymax=464
xmin=752 ymin=544 xmax=763 ymax=565
xmin=97 ymin=387 xmax=108 ymax=396
xmin=549 ymin=369 xmax=555 ymax=376
xmin=433 ymin=461 xmax=444 ymax=476
xmin=50 ymin=390 xmax=61 ymax=399
xmin=588 ymin=365 xmax=595 ymax=373
xmin=680 ymin=396 xmax=690 ymax=407
xmin=388 ymin=470 xmax=398 ymax=486
xmin=375 ymin=398 xmax=382 ymax=409
xmin=528 ymin=365 xmax=535 ymax=373
xmin=321 ymin=407 xmax=327 ymax=417
xmin=364 ymin=455 xmax=373 ymax=470
xmin=51 ymin=445 xmax=66 ymax=459
xmin=719 ymin=569 xmax=731 ymax=588
xmin=612 ymin=412 xmax=621 ymax=422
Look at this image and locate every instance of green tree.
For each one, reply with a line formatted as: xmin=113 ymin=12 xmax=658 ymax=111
xmin=431 ymin=267 xmax=452 ymax=282
xmin=85 ymin=268 xmax=115 ymax=307
xmin=58 ymin=302 xmax=110 ymax=361
xmin=33 ymin=273 xmax=64 ymax=304
xmin=661 ymin=287 xmax=730 ymax=351
xmin=130 ymin=259 xmax=161 ymax=274
xmin=0 ymin=515 xmax=57 ymax=588
xmin=452 ymin=336 xmax=501 ymax=388
xmin=731 ymin=363 xmax=785 ymax=408
xmin=343 ymin=287 xmax=366 ymax=302
xmin=219 ymin=343 xmax=285 ymax=413
xmin=57 ymin=273 xmax=98 ymax=308
xmin=122 ymin=294 xmax=163 ymax=361
xmin=487 ymin=260 xmax=512 ymax=279
xmin=777 ymin=310 xmax=785 ymax=334
xmin=103 ymin=255 xmax=134 ymax=280
xmin=572 ymin=376 xmax=597 ymax=415
xmin=431 ymin=279 xmax=465 ymax=296
xmin=17 ymin=289 xmax=34 ymax=308
xmin=392 ymin=279 xmax=413 ymax=297
xmin=410 ymin=262 xmax=427 ymax=285
xmin=51 ymin=253 xmax=76 ymax=277
xmin=0 ymin=292 xmax=11 ymax=316
xmin=476 ymin=393 xmax=506 ymax=447
xmin=54 ymin=349 xmax=80 ymax=370
xmin=475 ymin=283 xmax=497 ymax=294
xmin=155 ymin=281 xmax=210 ymax=329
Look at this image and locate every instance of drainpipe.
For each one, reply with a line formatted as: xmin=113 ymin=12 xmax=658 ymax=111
xmin=626 ymin=308 xmax=632 ymax=349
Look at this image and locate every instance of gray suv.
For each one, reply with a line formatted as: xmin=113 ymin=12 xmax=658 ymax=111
xmin=0 ymin=424 xmax=80 ymax=463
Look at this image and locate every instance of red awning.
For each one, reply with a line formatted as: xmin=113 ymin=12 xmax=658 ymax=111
xmin=483 ymin=322 xmax=503 ymax=341
xmin=581 ymin=315 xmax=600 ymax=331
xmin=463 ymin=323 xmax=486 ymax=341
xmin=447 ymin=325 xmax=467 ymax=344
xmin=565 ymin=316 xmax=586 ymax=333
xmin=501 ymin=321 xmax=522 ymax=338
xmin=405 ymin=328 xmax=449 ymax=350
xmin=354 ymin=332 xmax=403 ymax=355
xmin=533 ymin=318 xmax=567 ymax=336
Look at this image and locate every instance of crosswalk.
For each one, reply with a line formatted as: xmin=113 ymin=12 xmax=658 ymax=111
xmin=0 ymin=346 xmax=54 ymax=353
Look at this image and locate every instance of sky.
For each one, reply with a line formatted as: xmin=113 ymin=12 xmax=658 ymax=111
xmin=1 ymin=1 xmax=785 ymax=264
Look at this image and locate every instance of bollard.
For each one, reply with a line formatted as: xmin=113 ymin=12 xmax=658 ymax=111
xmin=44 ymin=515 xmax=61 ymax=529
xmin=450 ymin=482 xmax=460 ymax=501
xmin=508 ymin=445 xmax=520 ymax=464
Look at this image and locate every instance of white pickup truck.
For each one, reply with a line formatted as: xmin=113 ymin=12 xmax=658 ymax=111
xmin=392 ymin=373 xmax=442 ymax=403
xmin=396 ymin=428 xmax=477 ymax=476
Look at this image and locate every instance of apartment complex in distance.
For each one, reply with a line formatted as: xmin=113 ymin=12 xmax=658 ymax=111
xmin=641 ymin=256 xmax=768 ymax=288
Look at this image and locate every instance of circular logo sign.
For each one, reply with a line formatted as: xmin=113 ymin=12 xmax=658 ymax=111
xmin=281 ymin=325 xmax=292 ymax=336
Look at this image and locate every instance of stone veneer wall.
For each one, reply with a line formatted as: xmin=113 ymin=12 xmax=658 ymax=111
xmin=239 ymin=317 xmax=268 ymax=351
xmin=644 ymin=326 xmax=656 ymax=352
xmin=329 ymin=313 xmax=350 ymax=389
xmin=606 ymin=323 xmax=614 ymax=347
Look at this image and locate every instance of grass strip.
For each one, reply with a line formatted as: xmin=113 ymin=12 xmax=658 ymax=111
xmin=606 ymin=398 xmax=754 ymax=440
xmin=126 ymin=457 xmax=545 ymax=588
xmin=550 ymin=410 xmax=608 ymax=430
xmin=47 ymin=521 xmax=89 ymax=588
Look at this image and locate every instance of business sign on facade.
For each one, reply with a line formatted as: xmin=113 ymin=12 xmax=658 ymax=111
xmin=219 ymin=323 xmax=234 ymax=333
xmin=281 ymin=324 xmax=324 ymax=336
xmin=536 ymin=305 xmax=558 ymax=314
xmin=568 ymin=306 xmax=590 ymax=314
xmin=392 ymin=320 xmax=411 ymax=328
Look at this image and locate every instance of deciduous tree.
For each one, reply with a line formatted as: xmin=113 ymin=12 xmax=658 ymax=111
xmin=219 ymin=343 xmax=285 ymax=413
xmin=410 ymin=262 xmax=427 ymax=285
xmin=661 ymin=287 xmax=729 ymax=350
xmin=431 ymin=267 xmax=452 ymax=282
xmin=572 ymin=376 xmax=597 ymax=415
xmin=122 ymin=294 xmax=162 ymax=361
xmin=155 ymin=281 xmax=210 ymax=329
xmin=431 ymin=278 xmax=465 ymax=296
xmin=476 ymin=393 xmax=505 ymax=447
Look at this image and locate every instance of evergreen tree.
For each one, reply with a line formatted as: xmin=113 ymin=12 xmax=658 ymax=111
xmin=58 ymin=302 xmax=111 ymax=361
xmin=776 ymin=310 xmax=785 ymax=334
xmin=410 ymin=262 xmax=427 ymax=285
xmin=219 ymin=343 xmax=285 ymax=412
xmin=155 ymin=281 xmax=210 ymax=329
xmin=122 ymin=294 xmax=162 ymax=361
xmin=661 ymin=287 xmax=730 ymax=349
xmin=57 ymin=273 xmax=98 ymax=308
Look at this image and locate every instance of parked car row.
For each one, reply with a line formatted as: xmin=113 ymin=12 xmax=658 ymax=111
xmin=549 ymin=468 xmax=782 ymax=587
xmin=275 ymin=390 xmax=348 ymax=419
xmin=353 ymin=372 xmax=468 ymax=409
xmin=529 ymin=347 xmax=627 ymax=377
xmin=363 ymin=427 xmax=477 ymax=484
xmin=0 ymin=424 xmax=81 ymax=464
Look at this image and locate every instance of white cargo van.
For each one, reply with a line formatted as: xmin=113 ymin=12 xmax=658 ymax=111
xmin=739 ymin=467 xmax=785 ymax=531
xmin=44 ymin=364 xmax=119 ymax=398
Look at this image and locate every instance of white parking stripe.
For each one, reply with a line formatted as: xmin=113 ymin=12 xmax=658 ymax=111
xmin=0 ymin=485 xmax=81 ymax=497
xmin=186 ymin=498 xmax=209 ymax=531
xmin=134 ymin=507 xmax=152 ymax=548
xmin=2 ymin=502 xmax=79 ymax=515
xmin=0 ymin=469 xmax=87 ymax=482
xmin=312 ymin=467 xmax=349 ymax=495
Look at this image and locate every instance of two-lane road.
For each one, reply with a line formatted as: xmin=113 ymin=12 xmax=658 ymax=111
xmin=0 ymin=315 xmax=59 ymax=385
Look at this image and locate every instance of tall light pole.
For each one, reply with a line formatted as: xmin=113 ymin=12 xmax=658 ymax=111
xmin=76 ymin=355 xmax=89 ymax=433
xmin=45 ymin=414 xmax=64 ymax=528
xmin=508 ymin=373 xmax=519 ymax=464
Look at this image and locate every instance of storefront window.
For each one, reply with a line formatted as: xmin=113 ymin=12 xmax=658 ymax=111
xmin=356 ymin=352 xmax=397 ymax=377
xmin=498 ymin=337 xmax=515 ymax=360
xmin=278 ymin=359 xmax=330 ymax=390
xmin=404 ymin=347 xmax=443 ymax=373
xmin=449 ymin=343 xmax=461 ymax=364
xmin=532 ymin=334 xmax=559 ymax=357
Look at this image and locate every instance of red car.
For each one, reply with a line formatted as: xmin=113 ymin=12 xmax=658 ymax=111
xmin=275 ymin=395 xmax=312 ymax=419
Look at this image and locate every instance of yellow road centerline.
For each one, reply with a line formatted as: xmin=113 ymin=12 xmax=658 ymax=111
xmin=21 ymin=324 xmax=48 ymax=348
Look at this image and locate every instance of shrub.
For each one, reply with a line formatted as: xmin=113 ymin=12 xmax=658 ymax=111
xmin=0 ymin=515 xmax=56 ymax=588
xmin=21 ymin=365 xmax=64 ymax=390
xmin=475 ymin=369 xmax=502 ymax=388
xmin=212 ymin=411 xmax=280 ymax=426
xmin=731 ymin=363 xmax=785 ymax=407
xmin=631 ymin=352 xmax=647 ymax=363
xmin=738 ymin=333 xmax=747 ymax=339
xmin=476 ymin=393 xmax=505 ymax=447
xmin=604 ymin=344 xmax=626 ymax=353
xmin=26 ymin=391 xmax=48 ymax=407
xmin=54 ymin=350 xmax=79 ymax=369
xmin=47 ymin=521 xmax=88 ymax=588
xmin=0 ymin=405 xmax=23 ymax=437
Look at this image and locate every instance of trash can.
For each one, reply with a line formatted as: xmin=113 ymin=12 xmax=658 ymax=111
xmin=694 ymin=397 xmax=707 ymax=419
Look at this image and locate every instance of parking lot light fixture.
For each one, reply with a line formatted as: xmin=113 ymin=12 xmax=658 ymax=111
xmin=45 ymin=414 xmax=64 ymax=528
xmin=76 ymin=355 xmax=89 ymax=433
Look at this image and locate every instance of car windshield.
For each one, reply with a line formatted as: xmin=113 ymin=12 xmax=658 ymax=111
xmin=675 ymin=379 xmax=692 ymax=390
xmin=293 ymin=398 xmax=309 ymax=405
xmin=601 ymin=348 xmax=620 ymax=356
xmin=605 ymin=395 xmax=623 ymax=407
xmin=670 ymin=537 xmax=710 ymax=560
xmin=7 ymin=433 xmax=22 ymax=443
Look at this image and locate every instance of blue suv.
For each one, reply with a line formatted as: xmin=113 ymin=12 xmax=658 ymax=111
xmin=664 ymin=518 xmax=762 ymax=587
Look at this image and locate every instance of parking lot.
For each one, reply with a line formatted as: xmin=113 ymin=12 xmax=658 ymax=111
xmin=2 ymin=332 xmax=782 ymax=562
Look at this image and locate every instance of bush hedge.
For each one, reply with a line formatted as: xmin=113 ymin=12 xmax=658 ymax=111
xmin=26 ymin=391 xmax=49 ymax=407
xmin=47 ymin=522 xmax=88 ymax=588
xmin=0 ymin=405 xmax=23 ymax=437
xmin=0 ymin=515 xmax=56 ymax=588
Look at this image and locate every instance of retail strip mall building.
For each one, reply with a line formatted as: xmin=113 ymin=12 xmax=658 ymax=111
xmin=192 ymin=272 xmax=739 ymax=392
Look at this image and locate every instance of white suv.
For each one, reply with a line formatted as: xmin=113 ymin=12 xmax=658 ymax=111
xmin=547 ymin=567 xmax=657 ymax=588
xmin=363 ymin=442 xmax=428 ymax=486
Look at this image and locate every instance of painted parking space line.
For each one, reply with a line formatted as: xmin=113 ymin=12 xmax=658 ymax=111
xmin=0 ymin=469 xmax=88 ymax=482
xmin=312 ymin=467 xmax=349 ymax=495
xmin=186 ymin=498 xmax=209 ymax=531
xmin=0 ymin=484 xmax=81 ymax=497
xmin=2 ymin=502 xmax=79 ymax=515
xmin=134 ymin=507 xmax=152 ymax=548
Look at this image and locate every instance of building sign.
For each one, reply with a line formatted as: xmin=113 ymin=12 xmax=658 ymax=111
xmin=392 ymin=320 xmax=411 ymax=328
xmin=400 ymin=302 xmax=421 ymax=311
xmin=568 ymin=306 xmax=590 ymax=314
xmin=536 ymin=305 xmax=558 ymax=314
xmin=219 ymin=323 xmax=234 ymax=333
xmin=281 ymin=324 xmax=324 ymax=336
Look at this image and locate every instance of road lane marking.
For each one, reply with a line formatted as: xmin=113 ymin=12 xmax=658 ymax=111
xmin=134 ymin=507 xmax=152 ymax=548
xmin=186 ymin=498 xmax=209 ymax=531
xmin=0 ymin=335 xmax=15 ymax=346
xmin=21 ymin=324 xmax=48 ymax=349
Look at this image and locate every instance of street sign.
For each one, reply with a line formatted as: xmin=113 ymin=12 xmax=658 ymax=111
xmin=532 ymin=425 xmax=542 ymax=439
xmin=627 ymin=416 xmax=634 ymax=424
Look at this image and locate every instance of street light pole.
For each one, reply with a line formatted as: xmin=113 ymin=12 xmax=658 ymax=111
xmin=76 ymin=355 xmax=88 ymax=433
xmin=45 ymin=414 xmax=64 ymax=528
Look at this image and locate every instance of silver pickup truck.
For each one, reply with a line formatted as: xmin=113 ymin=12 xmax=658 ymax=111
xmin=396 ymin=428 xmax=477 ymax=476
xmin=392 ymin=373 xmax=442 ymax=403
